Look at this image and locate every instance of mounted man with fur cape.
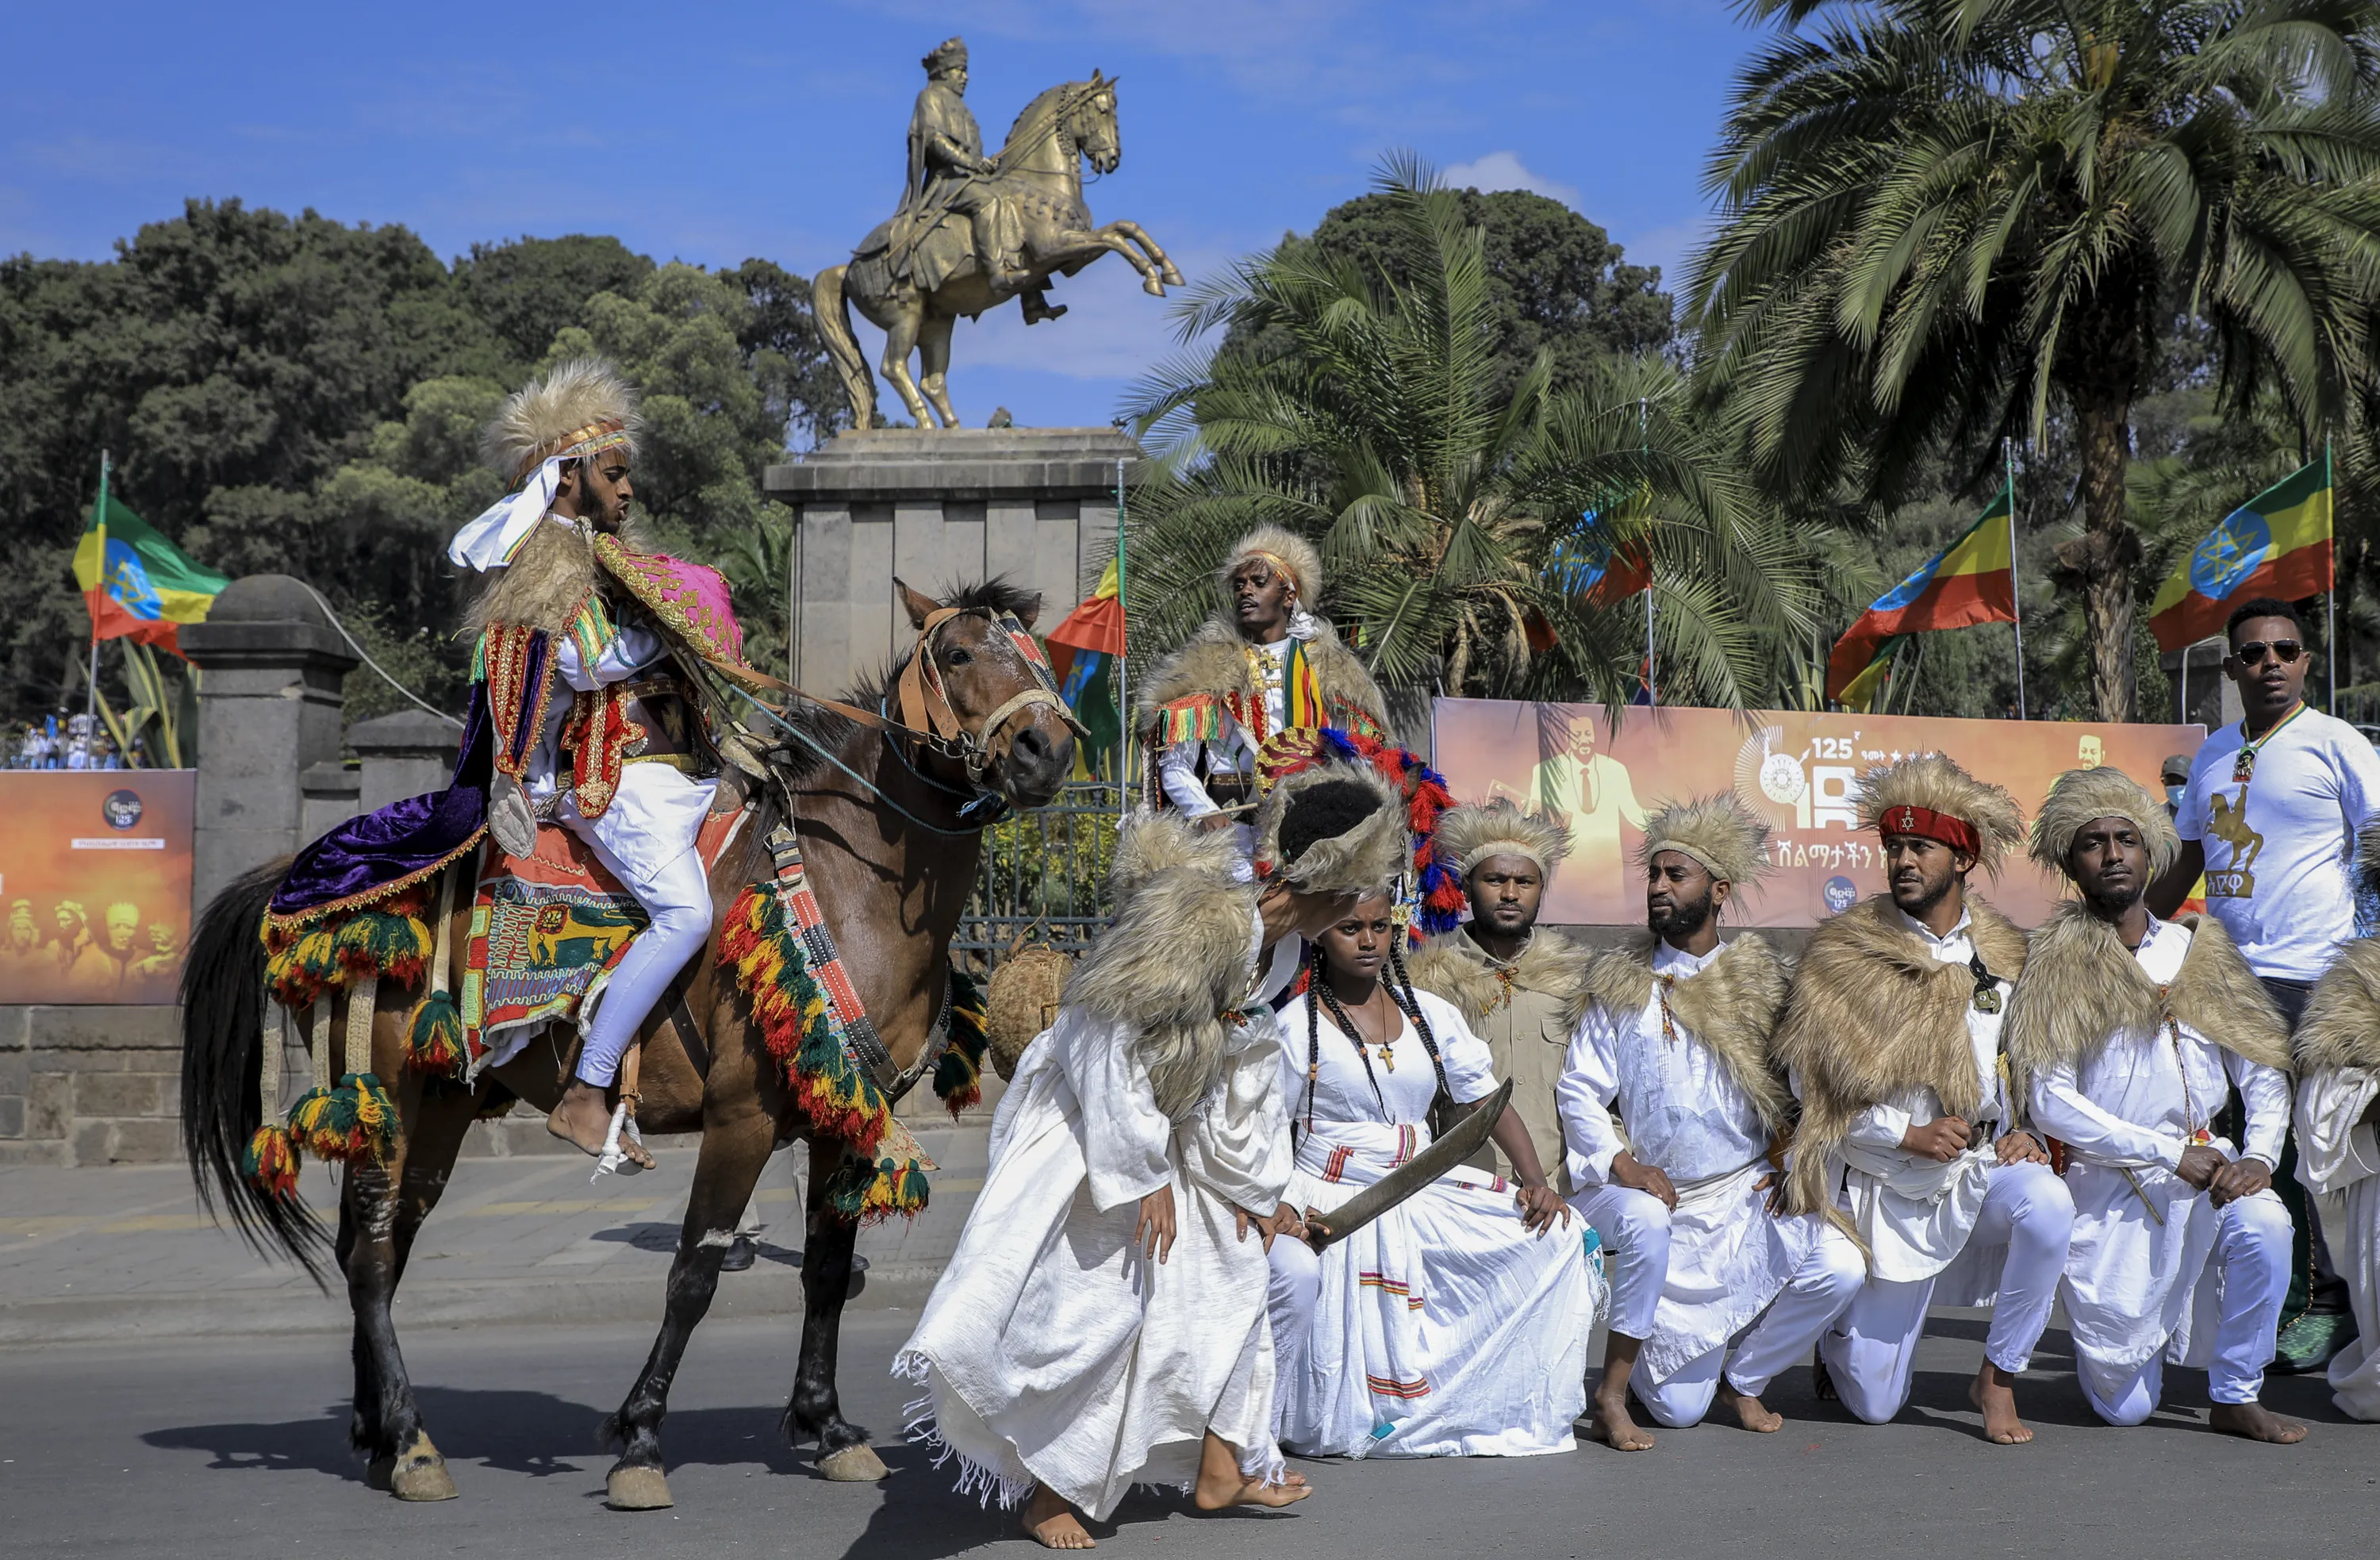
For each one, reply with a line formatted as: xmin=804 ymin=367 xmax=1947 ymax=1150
xmin=895 ymin=759 xmax=1410 ymax=1549
xmin=2013 ymin=764 xmax=2303 ymax=1443
xmin=1406 ymin=800 xmax=1585 ymax=1185
xmin=1138 ymin=526 xmax=1392 ymax=864
xmin=1558 ymin=795 xmax=1864 ymax=1450
xmin=2294 ymin=819 xmax=2380 ymax=1423
xmin=1772 ymin=754 xmax=2075 ymax=1445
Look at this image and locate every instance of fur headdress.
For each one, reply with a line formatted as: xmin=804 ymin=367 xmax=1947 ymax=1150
xmin=1436 ymin=800 xmax=1569 ymax=878
xmin=1857 ymin=753 xmax=2025 ymax=875
xmin=1219 ymin=524 xmax=1323 ymax=608
xmin=1640 ymin=793 xmax=1772 ymax=889
xmin=483 ymin=359 xmax=640 ymax=485
xmin=1064 ymin=811 xmax=1260 ymax=1119
xmin=2358 ymin=817 xmax=2380 ymax=897
xmin=1253 ymin=761 xmax=1407 ymax=898
xmin=2029 ymin=766 xmax=2180 ymax=881
xmin=2005 ymin=904 xmax=2290 ymax=1085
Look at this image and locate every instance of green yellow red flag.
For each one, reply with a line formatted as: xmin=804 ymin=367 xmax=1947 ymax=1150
xmin=2148 ymin=459 xmax=2332 ymax=652
xmin=71 ymin=490 xmax=227 ymax=658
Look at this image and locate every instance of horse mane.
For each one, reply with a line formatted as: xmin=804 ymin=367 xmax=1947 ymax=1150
xmin=740 ymin=575 xmax=1043 ymax=878
xmin=1000 ymin=80 xmax=1085 ymax=157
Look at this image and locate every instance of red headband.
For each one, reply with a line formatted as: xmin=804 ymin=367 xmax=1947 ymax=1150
xmin=1876 ymin=804 xmax=1979 ymax=857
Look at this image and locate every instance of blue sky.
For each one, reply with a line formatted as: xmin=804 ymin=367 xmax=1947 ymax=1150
xmin=3 ymin=1 xmax=1770 ymax=434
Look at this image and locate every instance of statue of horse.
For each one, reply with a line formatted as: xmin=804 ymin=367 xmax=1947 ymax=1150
xmin=816 ymin=72 xmax=1183 ymax=429
xmin=181 ymin=579 xmax=1075 ymax=1506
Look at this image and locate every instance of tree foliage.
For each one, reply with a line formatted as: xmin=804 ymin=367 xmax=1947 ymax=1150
xmin=1126 ymin=159 xmax=1813 ymax=710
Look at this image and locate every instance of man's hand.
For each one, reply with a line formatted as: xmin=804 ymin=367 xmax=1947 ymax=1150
xmin=1902 ymin=1116 xmax=1973 ymax=1162
xmin=2175 ymin=1143 xmax=2228 ymax=1191
xmin=1995 ymin=1129 xmax=2051 ymax=1166
xmin=1238 ymin=1201 xmax=1306 ymax=1252
xmin=1514 ymin=1182 xmax=1572 ymax=1237
xmin=1135 ymin=1184 xmax=1177 ymax=1264
xmin=1195 ymin=812 xmax=1238 ymax=834
xmin=977 ymin=155 xmax=1000 ymax=175
xmin=2209 ymin=1155 xmax=2272 ymax=1207
xmin=1610 ymin=1151 xmax=1679 ymax=1212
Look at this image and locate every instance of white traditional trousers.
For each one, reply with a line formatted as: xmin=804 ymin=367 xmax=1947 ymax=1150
xmin=562 ymin=766 xmax=717 ymax=1088
xmin=2075 ymin=1190 xmax=2291 ymax=1424
xmin=1820 ymin=1160 xmax=2073 ymax=1424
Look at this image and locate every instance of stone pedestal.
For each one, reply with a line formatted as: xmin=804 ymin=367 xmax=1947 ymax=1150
xmin=350 ymin=708 xmax=461 ymax=813
xmin=178 ymin=575 xmax=357 ymax=910
xmin=765 ymin=428 xmax=1143 ymax=699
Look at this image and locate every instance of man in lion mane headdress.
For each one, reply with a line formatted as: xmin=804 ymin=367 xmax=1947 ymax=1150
xmin=2294 ymin=818 xmax=2380 ymax=1423
xmin=1559 ymin=795 xmax=1865 ymax=1449
xmin=2013 ymin=764 xmax=2303 ymax=1443
xmin=1772 ymin=754 xmax=2075 ymax=1445
xmin=1138 ymin=526 xmax=1392 ymax=862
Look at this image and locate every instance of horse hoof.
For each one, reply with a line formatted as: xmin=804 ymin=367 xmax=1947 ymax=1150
xmin=606 ymin=1464 xmax=675 ymax=1510
xmin=1160 ymin=265 xmax=1184 ymax=286
xmin=388 ymin=1435 xmax=459 ymax=1501
xmin=817 ymin=1443 xmax=890 ymax=1482
xmin=1142 ymin=277 xmax=1166 ymax=298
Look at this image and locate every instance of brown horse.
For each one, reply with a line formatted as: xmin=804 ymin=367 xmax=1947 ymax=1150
xmin=181 ymin=578 xmax=1073 ymax=1507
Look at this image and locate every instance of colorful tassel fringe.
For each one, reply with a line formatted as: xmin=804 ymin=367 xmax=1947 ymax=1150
xmin=821 ymin=1150 xmax=935 ymax=1224
xmin=261 ymin=890 xmax=432 ymax=1009
xmin=405 ymin=991 xmax=466 ymax=1080
xmin=242 ymin=1123 xmax=301 ymax=1197
xmin=284 ymin=1073 xmax=398 ymax=1164
xmin=934 ymin=969 xmax=988 ymax=1117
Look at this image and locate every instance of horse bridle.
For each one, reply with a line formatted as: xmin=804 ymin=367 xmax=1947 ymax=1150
xmin=894 ymin=605 xmax=1084 ymax=788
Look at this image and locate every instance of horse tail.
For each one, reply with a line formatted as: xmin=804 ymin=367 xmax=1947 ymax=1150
xmin=181 ymin=857 xmax=330 ymax=1281
xmin=813 ymin=264 xmax=874 ymax=430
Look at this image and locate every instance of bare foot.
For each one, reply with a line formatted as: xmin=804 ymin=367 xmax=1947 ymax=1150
xmin=1192 ymin=1432 xmax=1311 ymax=1510
xmin=1969 ymin=1362 xmax=2033 ymax=1445
xmin=1024 ymin=1485 xmax=1095 ymax=1549
xmin=546 ymin=1080 xmax=652 ymax=1167
xmin=1590 ymin=1383 xmax=1656 ymax=1450
xmin=1716 ymin=1381 xmax=1783 ymax=1433
xmin=2208 ymin=1401 xmax=2309 ymax=1444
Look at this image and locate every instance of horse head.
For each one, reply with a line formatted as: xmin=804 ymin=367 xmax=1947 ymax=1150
xmin=1066 ymin=71 xmax=1120 ymax=175
xmin=894 ymin=578 xmax=1077 ymax=809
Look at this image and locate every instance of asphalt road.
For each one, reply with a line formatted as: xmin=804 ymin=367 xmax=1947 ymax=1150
xmin=5 ymin=1304 xmax=2376 ymax=1559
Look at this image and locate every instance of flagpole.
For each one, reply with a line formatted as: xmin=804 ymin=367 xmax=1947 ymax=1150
xmin=1113 ymin=451 xmax=1130 ymax=817
xmin=87 ymin=450 xmax=109 ymax=724
xmin=1640 ymin=398 xmax=1654 ymax=709
xmin=2326 ymin=439 xmax=2337 ymax=717
xmin=2006 ymin=437 xmax=2027 ymax=721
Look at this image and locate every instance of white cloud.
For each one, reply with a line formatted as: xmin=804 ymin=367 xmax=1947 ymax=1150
xmin=1620 ymin=217 xmax=1711 ymax=282
xmin=1441 ymin=150 xmax=1580 ymax=209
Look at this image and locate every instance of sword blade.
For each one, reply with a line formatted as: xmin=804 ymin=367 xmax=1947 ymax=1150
xmin=1305 ymin=1079 xmax=1514 ymax=1250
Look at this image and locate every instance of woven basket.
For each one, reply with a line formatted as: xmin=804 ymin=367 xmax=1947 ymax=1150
xmin=985 ymin=945 xmax=1073 ymax=1081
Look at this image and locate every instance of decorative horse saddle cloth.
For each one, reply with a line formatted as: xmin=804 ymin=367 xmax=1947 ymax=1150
xmin=459 ymin=792 xmax=754 ymax=1075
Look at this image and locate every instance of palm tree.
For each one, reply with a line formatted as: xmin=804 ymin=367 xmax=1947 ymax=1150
xmin=1124 ymin=159 xmax=1814 ymax=710
xmin=1691 ymin=0 xmax=2380 ymax=720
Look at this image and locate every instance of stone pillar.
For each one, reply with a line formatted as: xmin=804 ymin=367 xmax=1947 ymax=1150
xmin=178 ymin=574 xmax=356 ymax=910
xmin=299 ymin=762 xmax=360 ymax=846
xmin=766 ymin=428 xmax=1142 ymax=697
xmin=349 ymin=709 xmax=461 ymax=812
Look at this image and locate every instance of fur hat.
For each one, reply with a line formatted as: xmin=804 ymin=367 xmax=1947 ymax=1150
xmin=1253 ymin=761 xmax=1407 ymax=898
xmin=2029 ymin=767 xmax=2182 ymax=881
xmin=482 ymin=359 xmax=641 ymax=486
xmin=1640 ymin=793 xmax=1772 ymax=889
xmin=1435 ymin=799 xmax=1570 ymax=878
xmin=1219 ymin=524 xmax=1323 ymax=608
xmin=1856 ymin=753 xmax=2025 ymax=875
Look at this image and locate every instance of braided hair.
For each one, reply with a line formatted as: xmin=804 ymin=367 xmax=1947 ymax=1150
xmin=1299 ymin=919 xmax=1453 ymax=1139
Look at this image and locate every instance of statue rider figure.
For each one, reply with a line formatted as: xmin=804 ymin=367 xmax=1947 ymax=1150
xmin=898 ymin=37 xmax=1061 ymax=325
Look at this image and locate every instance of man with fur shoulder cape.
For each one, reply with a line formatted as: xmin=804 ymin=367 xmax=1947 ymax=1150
xmin=1407 ymin=800 xmax=1583 ymax=1185
xmin=2011 ymin=767 xmax=2305 ymax=1441
xmin=1138 ymin=526 xmax=1392 ymax=861
xmin=2294 ymin=819 xmax=2380 ymax=1421
xmin=1773 ymin=755 xmax=2075 ymax=1445
xmin=267 ymin=359 xmax=772 ymax=1170
xmin=895 ymin=763 xmax=1408 ymax=1550
xmin=1559 ymin=796 xmax=1866 ymax=1449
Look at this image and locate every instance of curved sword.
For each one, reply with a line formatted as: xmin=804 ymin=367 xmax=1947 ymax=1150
xmin=1303 ymin=1079 xmax=1515 ymax=1250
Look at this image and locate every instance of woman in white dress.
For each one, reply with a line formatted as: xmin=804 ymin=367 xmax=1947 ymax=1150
xmin=1263 ymin=893 xmax=1595 ymax=1458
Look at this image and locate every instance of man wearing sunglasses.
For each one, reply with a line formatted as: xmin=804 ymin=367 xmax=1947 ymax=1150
xmin=2153 ymin=596 xmax=2380 ymax=1377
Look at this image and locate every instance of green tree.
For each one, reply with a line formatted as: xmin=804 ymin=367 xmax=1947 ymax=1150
xmin=1691 ymin=0 xmax=2380 ymax=721
xmin=1127 ymin=160 xmax=1812 ymax=709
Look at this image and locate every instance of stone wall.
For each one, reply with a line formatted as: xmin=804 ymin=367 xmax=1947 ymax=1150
xmin=0 ymin=1005 xmax=183 ymax=1167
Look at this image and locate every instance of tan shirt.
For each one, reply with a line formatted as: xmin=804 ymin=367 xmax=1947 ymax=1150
xmin=1436 ymin=932 xmax=1576 ymax=1189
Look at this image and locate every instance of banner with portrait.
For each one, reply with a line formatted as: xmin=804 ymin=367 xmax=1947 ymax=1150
xmin=0 ymin=770 xmax=195 ymax=1004
xmin=1430 ymin=700 xmax=2206 ymax=927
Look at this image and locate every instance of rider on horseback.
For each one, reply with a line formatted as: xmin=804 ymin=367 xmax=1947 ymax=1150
xmin=896 ymin=37 xmax=1061 ymax=325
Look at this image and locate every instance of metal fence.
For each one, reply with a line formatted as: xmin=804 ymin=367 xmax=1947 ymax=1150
xmin=954 ymin=781 xmax=1122 ymax=972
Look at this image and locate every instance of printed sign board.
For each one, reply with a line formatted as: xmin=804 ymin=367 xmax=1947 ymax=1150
xmin=0 ymin=770 xmax=195 ymax=1004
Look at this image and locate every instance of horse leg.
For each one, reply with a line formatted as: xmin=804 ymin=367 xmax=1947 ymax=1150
xmin=1103 ymin=220 xmax=1185 ymax=286
xmin=390 ymin=1082 xmax=480 ymax=1285
xmin=1052 ymin=227 xmax=1166 ymax=295
xmin=786 ymin=1139 xmax=887 ymax=1481
xmin=600 ymin=1109 xmax=774 ymax=1511
xmin=917 ymin=313 xmax=962 ymax=431
xmin=344 ymin=1139 xmax=457 ymax=1500
xmin=877 ymin=305 xmax=935 ymax=428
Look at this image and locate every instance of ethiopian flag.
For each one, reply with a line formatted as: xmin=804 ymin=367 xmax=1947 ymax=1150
xmin=2148 ymin=459 xmax=2333 ymax=652
xmin=1045 ymin=560 xmax=1126 ymax=773
xmin=71 ymin=490 xmax=228 ymax=658
xmin=1826 ymin=486 xmax=2017 ymax=704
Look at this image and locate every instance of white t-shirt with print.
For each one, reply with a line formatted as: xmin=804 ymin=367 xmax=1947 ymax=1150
xmin=2177 ymin=705 xmax=2380 ymax=981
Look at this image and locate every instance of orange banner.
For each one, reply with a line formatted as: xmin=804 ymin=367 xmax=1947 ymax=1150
xmin=1430 ymin=700 xmax=2206 ymax=927
xmin=0 ymin=771 xmax=195 ymax=1004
